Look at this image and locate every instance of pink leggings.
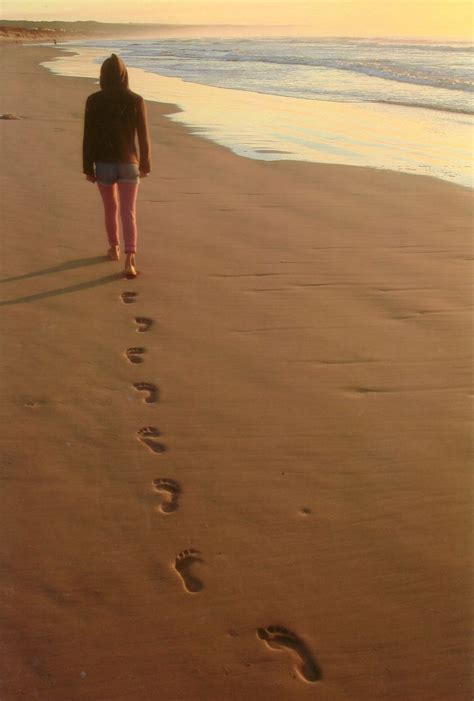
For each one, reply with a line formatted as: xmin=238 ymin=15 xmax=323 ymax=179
xmin=97 ymin=182 xmax=139 ymax=254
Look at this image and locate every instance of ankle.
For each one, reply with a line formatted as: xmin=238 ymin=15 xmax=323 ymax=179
xmin=108 ymin=244 xmax=120 ymax=260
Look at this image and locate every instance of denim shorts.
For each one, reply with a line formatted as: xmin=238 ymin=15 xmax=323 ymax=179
xmin=94 ymin=162 xmax=140 ymax=185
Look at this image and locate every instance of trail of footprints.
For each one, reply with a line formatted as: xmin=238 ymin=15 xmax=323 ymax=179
xmin=126 ymin=347 xmax=145 ymax=364
xmin=257 ymin=626 xmax=322 ymax=683
xmin=137 ymin=426 xmax=166 ymax=453
xmin=133 ymin=381 xmax=158 ymax=403
xmin=120 ymin=289 xmax=321 ymax=684
xmin=153 ymin=478 xmax=181 ymax=513
xmin=121 ymin=291 xmax=137 ymax=304
xmin=174 ymin=549 xmax=204 ymax=593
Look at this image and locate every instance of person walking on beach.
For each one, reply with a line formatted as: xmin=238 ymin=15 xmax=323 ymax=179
xmin=82 ymin=53 xmax=151 ymax=278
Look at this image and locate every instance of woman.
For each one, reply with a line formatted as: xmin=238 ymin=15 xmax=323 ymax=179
xmin=83 ymin=54 xmax=151 ymax=278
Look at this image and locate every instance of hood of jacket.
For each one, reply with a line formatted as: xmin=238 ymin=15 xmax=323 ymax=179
xmin=100 ymin=53 xmax=129 ymax=91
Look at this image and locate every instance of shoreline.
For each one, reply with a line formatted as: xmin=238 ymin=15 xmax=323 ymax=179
xmin=0 ymin=41 xmax=472 ymax=701
xmin=40 ymin=41 xmax=474 ymax=190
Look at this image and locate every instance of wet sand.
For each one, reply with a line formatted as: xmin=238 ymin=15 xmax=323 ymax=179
xmin=0 ymin=42 xmax=472 ymax=700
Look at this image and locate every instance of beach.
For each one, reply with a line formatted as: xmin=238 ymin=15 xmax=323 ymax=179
xmin=42 ymin=38 xmax=474 ymax=189
xmin=0 ymin=41 xmax=472 ymax=700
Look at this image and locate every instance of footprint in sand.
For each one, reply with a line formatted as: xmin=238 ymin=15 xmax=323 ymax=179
xmin=121 ymin=291 xmax=137 ymax=304
xmin=257 ymin=626 xmax=321 ymax=683
xmin=137 ymin=426 xmax=166 ymax=454
xmin=134 ymin=317 xmax=152 ymax=333
xmin=126 ymin=347 xmax=145 ymax=364
xmin=152 ymin=478 xmax=181 ymax=513
xmin=174 ymin=550 xmax=203 ymax=593
xmin=133 ymin=382 xmax=158 ymax=403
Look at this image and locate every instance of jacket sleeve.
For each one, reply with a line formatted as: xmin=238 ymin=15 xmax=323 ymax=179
xmin=82 ymin=96 xmax=95 ymax=176
xmin=136 ymin=97 xmax=151 ymax=173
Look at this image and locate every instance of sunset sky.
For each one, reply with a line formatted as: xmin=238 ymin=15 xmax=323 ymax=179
xmin=1 ymin=1 xmax=472 ymax=39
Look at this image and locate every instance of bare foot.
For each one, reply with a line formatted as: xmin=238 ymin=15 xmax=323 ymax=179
xmin=108 ymin=245 xmax=120 ymax=261
xmin=125 ymin=253 xmax=138 ymax=278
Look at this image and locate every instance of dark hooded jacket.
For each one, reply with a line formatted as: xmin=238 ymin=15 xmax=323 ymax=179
xmin=82 ymin=54 xmax=151 ymax=176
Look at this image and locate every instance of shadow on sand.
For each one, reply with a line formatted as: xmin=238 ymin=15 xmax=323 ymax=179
xmin=0 ymin=272 xmax=123 ymax=306
xmin=0 ymin=256 xmax=109 ymax=284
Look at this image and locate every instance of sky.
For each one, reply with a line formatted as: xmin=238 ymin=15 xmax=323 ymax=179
xmin=1 ymin=1 xmax=472 ymax=39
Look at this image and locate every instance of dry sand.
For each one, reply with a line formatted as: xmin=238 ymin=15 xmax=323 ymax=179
xmin=0 ymin=42 xmax=472 ymax=700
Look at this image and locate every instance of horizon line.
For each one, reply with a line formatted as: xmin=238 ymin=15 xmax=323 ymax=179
xmin=1 ymin=19 xmax=472 ymax=42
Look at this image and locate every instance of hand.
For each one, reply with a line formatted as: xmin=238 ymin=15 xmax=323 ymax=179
xmin=139 ymin=171 xmax=149 ymax=178
xmin=85 ymin=174 xmax=96 ymax=183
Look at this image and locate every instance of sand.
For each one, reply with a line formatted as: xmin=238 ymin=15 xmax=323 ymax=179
xmin=0 ymin=42 xmax=472 ymax=701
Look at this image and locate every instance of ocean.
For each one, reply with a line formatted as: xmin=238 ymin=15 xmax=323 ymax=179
xmin=41 ymin=36 xmax=474 ymax=187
